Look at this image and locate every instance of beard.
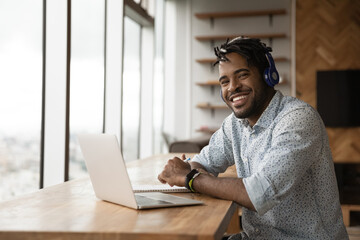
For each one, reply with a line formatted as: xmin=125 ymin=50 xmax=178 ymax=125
xmin=227 ymin=85 xmax=269 ymax=120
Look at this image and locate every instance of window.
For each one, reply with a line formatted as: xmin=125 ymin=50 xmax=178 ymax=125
xmin=0 ymin=0 xmax=163 ymax=197
xmin=0 ymin=0 xmax=42 ymax=201
xmin=122 ymin=16 xmax=141 ymax=161
xmin=69 ymin=0 xmax=105 ymax=179
xmin=122 ymin=0 xmax=164 ymax=160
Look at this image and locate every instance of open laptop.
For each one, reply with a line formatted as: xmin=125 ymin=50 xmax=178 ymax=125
xmin=77 ymin=134 xmax=203 ymax=209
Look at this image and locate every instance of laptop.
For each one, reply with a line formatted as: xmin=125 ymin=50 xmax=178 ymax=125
xmin=77 ymin=134 xmax=203 ymax=209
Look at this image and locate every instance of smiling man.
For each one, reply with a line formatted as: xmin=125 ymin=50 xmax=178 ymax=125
xmin=158 ymin=37 xmax=348 ymax=239
xmin=218 ymin=51 xmax=274 ymax=126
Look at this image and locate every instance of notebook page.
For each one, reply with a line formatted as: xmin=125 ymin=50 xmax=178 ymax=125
xmin=133 ymin=184 xmax=190 ymax=193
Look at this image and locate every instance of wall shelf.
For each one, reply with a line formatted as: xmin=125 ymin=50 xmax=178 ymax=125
xmin=196 ymin=81 xmax=219 ymax=86
xmin=192 ymin=4 xmax=291 ymax=130
xmin=196 ymin=127 xmax=217 ymax=134
xmin=197 ymin=103 xmax=229 ymax=118
xmin=195 ymin=33 xmax=286 ymax=42
xmin=196 ymin=57 xmax=288 ymax=64
xmin=194 ymin=9 xmax=286 ymax=19
xmin=196 ymin=58 xmax=217 ymax=64
xmin=197 ymin=77 xmax=288 ymax=87
xmin=196 ymin=103 xmax=227 ymax=109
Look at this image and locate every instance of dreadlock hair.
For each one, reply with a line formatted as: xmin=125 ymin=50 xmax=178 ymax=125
xmin=214 ymin=37 xmax=272 ymax=81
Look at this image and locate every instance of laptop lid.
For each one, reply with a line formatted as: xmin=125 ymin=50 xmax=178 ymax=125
xmin=78 ymin=134 xmax=138 ymax=209
xmin=77 ymin=134 xmax=203 ymax=209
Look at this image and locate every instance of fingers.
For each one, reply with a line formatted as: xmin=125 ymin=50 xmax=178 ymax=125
xmin=157 ymin=174 xmax=167 ymax=184
xmin=157 ymin=156 xmax=191 ymax=186
xmin=157 ymin=172 xmax=175 ymax=186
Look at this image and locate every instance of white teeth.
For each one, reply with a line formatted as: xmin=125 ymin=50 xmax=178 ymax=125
xmin=232 ymin=96 xmax=246 ymax=102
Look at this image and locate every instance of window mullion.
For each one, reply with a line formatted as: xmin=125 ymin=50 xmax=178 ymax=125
xmin=42 ymin=0 xmax=68 ymax=187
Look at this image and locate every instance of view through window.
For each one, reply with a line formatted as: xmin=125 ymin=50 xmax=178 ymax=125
xmin=69 ymin=0 xmax=105 ymax=179
xmin=122 ymin=16 xmax=141 ymax=162
xmin=0 ymin=0 xmax=43 ymax=201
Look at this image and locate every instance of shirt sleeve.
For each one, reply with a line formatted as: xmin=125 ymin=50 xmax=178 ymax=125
xmin=243 ymin=107 xmax=325 ymax=215
xmin=192 ymin=116 xmax=235 ymax=176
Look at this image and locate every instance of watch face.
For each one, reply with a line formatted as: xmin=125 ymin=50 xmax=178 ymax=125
xmin=196 ymin=168 xmax=207 ymax=174
xmin=188 ymin=169 xmax=198 ymax=178
xmin=196 ymin=168 xmax=214 ymax=176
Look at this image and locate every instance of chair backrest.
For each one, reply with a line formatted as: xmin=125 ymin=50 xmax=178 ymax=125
xmin=169 ymin=142 xmax=202 ymax=153
xmin=169 ymin=135 xmax=211 ymax=153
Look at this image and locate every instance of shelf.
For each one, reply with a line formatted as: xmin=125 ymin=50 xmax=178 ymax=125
xmin=195 ymin=33 xmax=286 ymax=42
xmin=196 ymin=81 xmax=219 ymax=86
xmin=196 ymin=127 xmax=217 ymax=134
xmin=195 ymin=9 xmax=286 ymax=19
xmin=196 ymin=58 xmax=217 ymax=64
xmin=197 ymin=77 xmax=288 ymax=86
xmin=196 ymin=103 xmax=228 ymax=109
xmin=193 ymin=7 xmax=291 ymax=133
xmin=196 ymin=57 xmax=288 ymax=64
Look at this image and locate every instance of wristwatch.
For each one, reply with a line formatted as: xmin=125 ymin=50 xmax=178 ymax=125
xmin=185 ymin=169 xmax=201 ymax=192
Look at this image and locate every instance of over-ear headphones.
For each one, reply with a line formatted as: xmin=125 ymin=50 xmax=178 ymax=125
xmin=264 ymin=52 xmax=279 ymax=87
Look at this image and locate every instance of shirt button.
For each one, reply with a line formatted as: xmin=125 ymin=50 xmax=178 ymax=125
xmin=255 ymin=228 xmax=260 ymax=233
xmin=243 ymin=158 xmax=248 ymax=163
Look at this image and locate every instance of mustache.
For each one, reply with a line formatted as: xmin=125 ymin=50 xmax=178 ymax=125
xmin=228 ymin=87 xmax=251 ymax=98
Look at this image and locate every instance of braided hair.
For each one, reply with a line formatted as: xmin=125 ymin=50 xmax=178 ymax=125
xmin=214 ymin=37 xmax=272 ymax=80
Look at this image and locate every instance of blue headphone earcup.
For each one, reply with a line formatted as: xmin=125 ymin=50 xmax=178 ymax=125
xmin=264 ymin=53 xmax=279 ymax=87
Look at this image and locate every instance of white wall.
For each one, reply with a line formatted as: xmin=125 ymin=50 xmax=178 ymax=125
xmin=164 ymin=0 xmax=293 ymax=141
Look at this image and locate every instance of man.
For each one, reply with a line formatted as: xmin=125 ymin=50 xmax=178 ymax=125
xmin=158 ymin=37 xmax=348 ymax=239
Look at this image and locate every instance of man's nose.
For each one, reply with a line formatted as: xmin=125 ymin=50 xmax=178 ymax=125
xmin=228 ymin=78 xmax=242 ymax=93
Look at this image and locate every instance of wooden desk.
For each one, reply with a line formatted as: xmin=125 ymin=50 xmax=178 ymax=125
xmin=0 ymin=153 xmax=239 ymax=240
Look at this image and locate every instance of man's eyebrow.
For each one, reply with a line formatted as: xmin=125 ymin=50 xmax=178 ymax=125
xmin=219 ymin=75 xmax=227 ymax=82
xmin=234 ymin=68 xmax=250 ymax=75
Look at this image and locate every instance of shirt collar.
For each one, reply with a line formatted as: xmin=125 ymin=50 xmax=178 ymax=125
xmin=254 ymin=90 xmax=283 ymax=129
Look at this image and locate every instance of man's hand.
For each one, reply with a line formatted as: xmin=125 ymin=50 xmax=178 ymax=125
xmin=158 ymin=154 xmax=191 ymax=187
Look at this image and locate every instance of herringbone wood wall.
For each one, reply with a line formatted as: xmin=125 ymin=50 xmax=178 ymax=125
xmin=296 ymin=0 xmax=360 ymax=163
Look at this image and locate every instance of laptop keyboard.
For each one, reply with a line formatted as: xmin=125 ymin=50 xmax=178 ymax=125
xmin=135 ymin=195 xmax=173 ymax=206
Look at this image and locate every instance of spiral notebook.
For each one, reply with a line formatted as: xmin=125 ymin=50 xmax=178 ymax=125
xmin=132 ymin=184 xmax=190 ymax=193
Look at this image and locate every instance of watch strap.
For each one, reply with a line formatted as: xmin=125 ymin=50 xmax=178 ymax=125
xmin=185 ymin=169 xmax=199 ymax=191
xmin=188 ymin=172 xmax=201 ymax=192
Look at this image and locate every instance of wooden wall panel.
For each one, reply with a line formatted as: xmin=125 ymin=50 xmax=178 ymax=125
xmin=296 ymin=0 xmax=360 ymax=163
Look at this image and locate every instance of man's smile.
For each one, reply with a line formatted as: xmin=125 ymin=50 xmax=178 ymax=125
xmin=228 ymin=91 xmax=251 ymax=107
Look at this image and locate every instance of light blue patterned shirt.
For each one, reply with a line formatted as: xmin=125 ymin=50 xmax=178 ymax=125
xmin=193 ymin=91 xmax=348 ymax=239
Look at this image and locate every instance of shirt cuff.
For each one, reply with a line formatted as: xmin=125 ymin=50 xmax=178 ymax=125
xmin=191 ymin=155 xmax=219 ymax=177
xmin=243 ymin=172 xmax=280 ymax=215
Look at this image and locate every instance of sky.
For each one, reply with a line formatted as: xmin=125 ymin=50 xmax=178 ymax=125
xmin=0 ymin=0 xmax=43 ymax=135
xmin=0 ymin=0 xmax=106 ymax=136
xmin=0 ymin=0 xmax=146 ymax=139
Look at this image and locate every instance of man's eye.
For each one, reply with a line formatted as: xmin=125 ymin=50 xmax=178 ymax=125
xmin=220 ymin=80 xmax=229 ymax=85
xmin=238 ymin=73 xmax=248 ymax=79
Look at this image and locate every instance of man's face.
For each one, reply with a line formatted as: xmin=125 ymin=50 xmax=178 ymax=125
xmin=219 ymin=52 xmax=271 ymax=126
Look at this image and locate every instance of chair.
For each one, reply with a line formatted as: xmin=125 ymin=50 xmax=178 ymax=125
xmin=169 ymin=135 xmax=211 ymax=153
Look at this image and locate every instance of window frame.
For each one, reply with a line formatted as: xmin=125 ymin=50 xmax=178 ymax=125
xmin=122 ymin=0 xmax=155 ymax=160
xmin=40 ymin=0 xmax=157 ymax=188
